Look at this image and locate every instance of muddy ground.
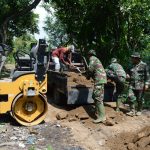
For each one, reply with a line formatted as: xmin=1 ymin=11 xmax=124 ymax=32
xmin=0 ymin=65 xmax=149 ymax=150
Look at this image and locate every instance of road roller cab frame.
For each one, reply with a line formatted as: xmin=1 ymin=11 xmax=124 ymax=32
xmin=0 ymin=39 xmax=48 ymax=126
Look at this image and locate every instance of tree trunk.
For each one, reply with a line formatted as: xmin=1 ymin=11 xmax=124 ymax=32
xmin=0 ymin=0 xmax=42 ymax=43
xmin=0 ymin=22 xmax=8 ymax=43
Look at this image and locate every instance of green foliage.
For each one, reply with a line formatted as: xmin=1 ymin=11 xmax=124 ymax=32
xmin=9 ymin=13 xmax=39 ymax=38
xmin=43 ymin=4 xmax=68 ymax=49
xmin=45 ymin=0 xmax=150 ymax=66
xmin=28 ymin=145 xmax=36 ymax=150
xmin=0 ymin=0 xmax=40 ymax=44
xmin=47 ymin=145 xmax=53 ymax=150
xmin=13 ymin=33 xmax=37 ymax=52
xmin=6 ymin=33 xmax=37 ymax=63
xmin=6 ymin=53 xmax=15 ymax=64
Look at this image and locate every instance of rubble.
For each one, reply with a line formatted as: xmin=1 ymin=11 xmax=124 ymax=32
xmin=0 ymin=120 xmax=84 ymax=150
xmin=56 ymin=111 xmax=68 ymax=120
xmin=75 ymin=113 xmax=89 ymax=120
xmin=104 ymin=119 xmax=115 ymax=126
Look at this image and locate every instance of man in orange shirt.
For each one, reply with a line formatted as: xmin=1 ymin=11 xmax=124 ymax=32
xmin=52 ymin=45 xmax=74 ymax=72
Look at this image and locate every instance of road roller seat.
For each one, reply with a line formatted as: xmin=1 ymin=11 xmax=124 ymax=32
xmin=13 ymin=50 xmax=35 ymax=71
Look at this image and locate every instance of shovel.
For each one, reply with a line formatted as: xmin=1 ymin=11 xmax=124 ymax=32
xmin=75 ymin=67 xmax=82 ymax=73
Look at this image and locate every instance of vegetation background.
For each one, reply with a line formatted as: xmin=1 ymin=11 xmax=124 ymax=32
xmin=0 ymin=0 xmax=149 ymax=67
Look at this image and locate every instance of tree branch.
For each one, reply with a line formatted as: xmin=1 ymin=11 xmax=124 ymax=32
xmin=4 ymin=0 xmax=42 ymax=25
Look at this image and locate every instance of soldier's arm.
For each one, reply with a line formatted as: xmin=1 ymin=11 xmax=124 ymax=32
xmin=86 ymin=57 xmax=95 ymax=79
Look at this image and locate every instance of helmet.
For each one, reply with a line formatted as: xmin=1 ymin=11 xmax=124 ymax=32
xmin=88 ymin=49 xmax=96 ymax=56
xmin=68 ymin=45 xmax=75 ymax=53
xmin=111 ymin=58 xmax=117 ymax=63
xmin=131 ymin=52 xmax=141 ymax=58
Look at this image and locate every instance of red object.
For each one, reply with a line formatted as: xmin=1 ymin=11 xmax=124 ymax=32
xmin=52 ymin=47 xmax=71 ymax=64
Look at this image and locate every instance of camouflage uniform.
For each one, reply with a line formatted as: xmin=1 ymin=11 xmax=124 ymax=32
xmin=127 ymin=53 xmax=150 ymax=116
xmin=88 ymin=50 xmax=107 ymax=123
xmin=89 ymin=55 xmax=107 ymax=103
xmin=106 ymin=58 xmax=126 ymax=111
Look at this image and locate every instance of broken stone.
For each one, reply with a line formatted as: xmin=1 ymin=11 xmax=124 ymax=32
xmin=69 ymin=118 xmax=77 ymax=122
xmin=56 ymin=123 xmax=61 ymax=127
xmin=28 ymin=127 xmax=38 ymax=135
xmin=107 ymin=112 xmax=116 ymax=119
xmin=18 ymin=142 xmax=25 ymax=148
xmin=105 ymin=119 xmax=115 ymax=126
xmin=137 ymin=136 xmax=150 ymax=148
xmin=0 ymin=126 xmax=7 ymax=134
xmin=98 ymin=139 xmax=105 ymax=146
xmin=76 ymin=113 xmax=89 ymax=120
xmin=133 ymin=129 xmax=150 ymax=142
xmin=10 ymin=136 xmax=17 ymax=140
xmin=127 ymin=143 xmax=136 ymax=150
xmin=56 ymin=112 xmax=68 ymax=120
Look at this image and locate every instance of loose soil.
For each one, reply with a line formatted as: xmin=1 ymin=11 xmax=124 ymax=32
xmin=45 ymin=101 xmax=150 ymax=150
xmin=67 ymin=72 xmax=94 ymax=86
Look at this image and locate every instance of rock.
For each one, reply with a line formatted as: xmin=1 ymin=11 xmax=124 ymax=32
xmin=115 ymin=121 xmax=119 ymax=124
xmin=137 ymin=136 xmax=150 ymax=148
xmin=56 ymin=112 xmax=68 ymax=120
xmin=0 ymin=127 xmax=7 ymax=134
xmin=29 ymin=127 xmax=38 ymax=135
xmin=98 ymin=139 xmax=105 ymax=146
xmin=133 ymin=128 xmax=150 ymax=142
xmin=56 ymin=123 xmax=61 ymax=127
xmin=69 ymin=117 xmax=77 ymax=122
xmin=107 ymin=112 xmax=116 ymax=119
xmin=144 ymin=145 xmax=150 ymax=150
xmin=127 ymin=143 xmax=136 ymax=150
xmin=76 ymin=113 xmax=89 ymax=120
xmin=105 ymin=119 xmax=115 ymax=126
xmin=10 ymin=136 xmax=17 ymax=140
xmin=18 ymin=143 xmax=25 ymax=148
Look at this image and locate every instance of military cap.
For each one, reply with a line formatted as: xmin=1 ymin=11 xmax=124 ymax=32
xmin=111 ymin=58 xmax=117 ymax=63
xmin=131 ymin=52 xmax=141 ymax=58
xmin=88 ymin=49 xmax=96 ymax=55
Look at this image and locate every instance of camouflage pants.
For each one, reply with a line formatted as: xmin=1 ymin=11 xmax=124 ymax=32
xmin=92 ymin=84 xmax=104 ymax=104
xmin=128 ymin=88 xmax=144 ymax=111
xmin=113 ymin=80 xmax=125 ymax=101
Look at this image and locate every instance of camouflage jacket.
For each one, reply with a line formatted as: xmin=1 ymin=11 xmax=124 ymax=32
xmin=88 ymin=56 xmax=107 ymax=85
xmin=128 ymin=61 xmax=150 ymax=90
xmin=107 ymin=62 xmax=126 ymax=80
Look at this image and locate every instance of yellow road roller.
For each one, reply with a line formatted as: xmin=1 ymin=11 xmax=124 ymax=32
xmin=0 ymin=39 xmax=48 ymax=126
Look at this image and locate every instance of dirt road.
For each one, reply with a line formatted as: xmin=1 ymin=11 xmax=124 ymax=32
xmin=45 ymin=101 xmax=150 ymax=150
xmin=0 ymin=99 xmax=149 ymax=150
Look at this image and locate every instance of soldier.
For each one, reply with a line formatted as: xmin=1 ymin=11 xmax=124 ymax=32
xmin=127 ymin=52 xmax=150 ymax=116
xmin=106 ymin=58 xmax=126 ymax=112
xmin=87 ymin=50 xmax=107 ymax=123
